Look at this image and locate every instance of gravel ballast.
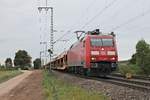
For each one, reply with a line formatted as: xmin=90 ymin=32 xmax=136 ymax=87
xmin=53 ymin=71 xmax=150 ymax=100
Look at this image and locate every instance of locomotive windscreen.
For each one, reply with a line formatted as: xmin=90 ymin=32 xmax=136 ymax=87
xmin=102 ymin=39 xmax=113 ymax=46
xmin=91 ymin=38 xmax=113 ymax=46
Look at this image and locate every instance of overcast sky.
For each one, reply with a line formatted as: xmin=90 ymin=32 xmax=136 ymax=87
xmin=0 ymin=0 xmax=150 ymax=64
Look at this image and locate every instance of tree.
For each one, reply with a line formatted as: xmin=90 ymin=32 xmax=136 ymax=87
xmin=14 ymin=50 xmax=32 ymax=69
xmin=142 ymin=52 xmax=150 ymax=75
xmin=130 ymin=53 xmax=137 ymax=64
xmin=136 ymin=40 xmax=150 ymax=67
xmin=136 ymin=39 xmax=150 ymax=75
xmin=33 ymin=58 xmax=41 ymax=69
xmin=5 ymin=58 xmax=13 ymax=67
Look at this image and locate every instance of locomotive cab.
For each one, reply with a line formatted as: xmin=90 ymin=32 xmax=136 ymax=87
xmin=85 ymin=30 xmax=118 ymax=76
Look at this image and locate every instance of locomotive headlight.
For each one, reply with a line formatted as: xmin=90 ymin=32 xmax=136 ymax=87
xmin=111 ymin=57 xmax=115 ymax=60
xmin=91 ymin=57 xmax=96 ymax=60
xmin=91 ymin=51 xmax=99 ymax=55
xmin=107 ymin=51 xmax=116 ymax=55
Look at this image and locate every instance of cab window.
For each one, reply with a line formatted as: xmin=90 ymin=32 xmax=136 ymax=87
xmin=91 ymin=38 xmax=113 ymax=46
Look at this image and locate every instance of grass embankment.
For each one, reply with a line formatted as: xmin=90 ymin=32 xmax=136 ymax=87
xmin=0 ymin=70 xmax=22 ymax=83
xmin=43 ymin=71 xmax=107 ymax=100
xmin=117 ymin=61 xmax=143 ymax=76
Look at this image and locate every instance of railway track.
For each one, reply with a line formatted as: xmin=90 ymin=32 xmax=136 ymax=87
xmin=104 ymin=75 xmax=150 ymax=91
xmin=77 ymin=75 xmax=150 ymax=92
xmin=110 ymin=73 xmax=150 ymax=81
xmin=55 ymin=71 xmax=150 ymax=92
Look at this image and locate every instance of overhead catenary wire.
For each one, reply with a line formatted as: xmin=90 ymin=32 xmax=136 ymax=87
xmin=110 ymin=8 xmax=150 ymax=31
xmin=63 ymin=0 xmax=117 ymax=42
xmin=53 ymin=0 xmax=99 ymax=43
xmin=49 ymin=0 xmax=136 ymax=53
xmin=98 ymin=0 xmax=140 ymax=28
xmin=58 ymin=0 xmax=117 ymax=43
xmin=80 ymin=0 xmax=118 ymax=30
xmin=73 ymin=0 xmax=98 ymax=27
xmin=85 ymin=0 xmax=98 ymax=12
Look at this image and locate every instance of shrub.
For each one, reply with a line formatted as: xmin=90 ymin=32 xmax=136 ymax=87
xmin=119 ymin=65 xmax=134 ymax=76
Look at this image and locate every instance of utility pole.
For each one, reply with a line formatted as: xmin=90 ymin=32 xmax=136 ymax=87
xmin=40 ymin=51 xmax=44 ymax=68
xmin=48 ymin=49 xmax=53 ymax=71
xmin=50 ymin=7 xmax=54 ymax=52
xmin=38 ymin=7 xmax=54 ymax=53
xmin=38 ymin=6 xmax=54 ymax=71
xmin=40 ymin=51 xmax=42 ymax=67
xmin=40 ymin=42 xmax=47 ymax=64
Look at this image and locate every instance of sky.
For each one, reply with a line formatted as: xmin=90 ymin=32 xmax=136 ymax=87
xmin=0 ymin=0 xmax=150 ymax=64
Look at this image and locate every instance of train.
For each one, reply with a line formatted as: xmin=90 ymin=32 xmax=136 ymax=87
xmin=46 ymin=29 xmax=118 ymax=76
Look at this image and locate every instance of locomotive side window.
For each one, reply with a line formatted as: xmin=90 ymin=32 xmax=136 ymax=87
xmin=102 ymin=39 xmax=113 ymax=46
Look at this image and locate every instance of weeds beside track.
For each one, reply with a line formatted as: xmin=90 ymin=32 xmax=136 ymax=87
xmin=43 ymin=70 xmax=107 ymax=100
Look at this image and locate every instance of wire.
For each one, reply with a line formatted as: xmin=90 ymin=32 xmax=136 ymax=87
xmin=53 ymin=30 xmax=72 ymax=43
xmin=74 ymin=0 xmax=98 ymax=27
xmin=53 ymin=0 xmax=117 ymax=52
xmin=53 ymin=0 xmax=98 ymax=43
xmin=85 ymin=0 xmax=97 ymax=12
xmin=80 ymin=0 xmax=118 ymax=30
xmin=63 ymin=0 xmax=117 ymax=43
xmin=110 ymin=8 xmax=150 ymax=31
xmin=46 ymin=0 xmax=47 ymax=7
xmin=99 ymin=0 xmax=138 ymax=27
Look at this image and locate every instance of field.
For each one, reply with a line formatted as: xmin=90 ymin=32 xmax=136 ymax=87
xmin=0 ymin=70 xmax=22 ymax=83
xmin=43 ymin=71 xmax=107 ymax=100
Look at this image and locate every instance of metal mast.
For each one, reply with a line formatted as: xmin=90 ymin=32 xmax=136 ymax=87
xmin=50 ymin=8 xmax=54 ymax=52
xmin=38 ymin=7 xmax=54 ymax=52
xmin=38 ymin=0 xmax=54 ymax=70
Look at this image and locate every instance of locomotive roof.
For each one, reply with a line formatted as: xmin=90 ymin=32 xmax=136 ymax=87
xmin=87 ymin=34 xmax=114 ymax=38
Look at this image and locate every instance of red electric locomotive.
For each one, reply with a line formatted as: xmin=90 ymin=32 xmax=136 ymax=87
xmin=48 ymin=29 xmax=118 ymax=76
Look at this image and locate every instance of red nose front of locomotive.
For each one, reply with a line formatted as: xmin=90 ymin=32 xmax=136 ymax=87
xmin=89 ymin=35 xmax=118 ymax=63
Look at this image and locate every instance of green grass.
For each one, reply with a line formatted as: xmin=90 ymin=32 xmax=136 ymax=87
xmin=43 ymin=71 xmax=108 ymax=100
xmin=0 ymin=70 xmax=22 ymax=83
xmin=117 ymin=63 xmax=143 ymax=76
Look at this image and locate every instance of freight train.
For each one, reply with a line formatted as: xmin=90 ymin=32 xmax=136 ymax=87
xmin=46 ymin=29 xmax=118 ymax=76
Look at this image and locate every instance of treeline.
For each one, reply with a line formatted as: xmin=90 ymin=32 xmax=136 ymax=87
xmin=130 ymin=39 xmax=150 ymax=75
xmin=0 ymin=50 xmax=41 ymax=70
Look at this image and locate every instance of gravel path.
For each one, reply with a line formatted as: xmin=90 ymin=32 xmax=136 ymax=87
xmin=53 ymin=71 xmax=150 ymax=100
xmin=0 ymin=70 xmax=44 ymax=100
xmin=0 ymin=70 xmax=32 ymax=97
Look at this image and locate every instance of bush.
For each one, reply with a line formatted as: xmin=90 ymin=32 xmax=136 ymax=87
xmin=119 ymin=65 xmax=133 ymax=76
xmin=141 ymin=53 xmax=150 ymax=75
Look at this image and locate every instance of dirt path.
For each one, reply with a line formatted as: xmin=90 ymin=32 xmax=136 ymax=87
xmin=0 ymin=70 xmax=44 ymax=100
xmin=0 ymin=70 xmax=32 ymax=97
